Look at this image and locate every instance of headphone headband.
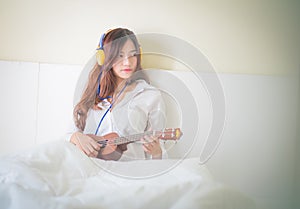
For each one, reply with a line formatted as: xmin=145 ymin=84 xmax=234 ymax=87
xmin=98 ymin=33 xmax=105 ymax=50
xmin=97 ymin=29 xmax=114 ymax=50
xmin=96 ymin=28 xmax=142 ymax=65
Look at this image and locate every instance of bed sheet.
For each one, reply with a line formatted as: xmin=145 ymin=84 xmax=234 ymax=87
xmin=0 ymin=141 xmax=255 ymax=209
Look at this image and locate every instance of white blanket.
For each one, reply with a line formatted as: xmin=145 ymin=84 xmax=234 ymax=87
xmin=0 ymin=141 xmax=255 ymax=209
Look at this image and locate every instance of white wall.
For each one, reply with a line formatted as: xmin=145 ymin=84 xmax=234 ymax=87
xmin=0 ymin=0 xmax=299 ymax=75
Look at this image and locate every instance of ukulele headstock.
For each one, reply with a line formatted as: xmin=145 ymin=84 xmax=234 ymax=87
xmin=157 ymin=128 xmax=183 ymax=141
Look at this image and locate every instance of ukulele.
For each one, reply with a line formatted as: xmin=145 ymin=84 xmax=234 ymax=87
xmin=87 ymin=128 xmax=182 ymax=161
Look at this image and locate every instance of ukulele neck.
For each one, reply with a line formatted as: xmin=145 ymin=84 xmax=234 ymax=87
xmin=114 ymin=131 xmax=157 ymax=145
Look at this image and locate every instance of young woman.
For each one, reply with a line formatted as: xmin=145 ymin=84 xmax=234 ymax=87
xmin=66 ymin=28 xmax=167 ymax=161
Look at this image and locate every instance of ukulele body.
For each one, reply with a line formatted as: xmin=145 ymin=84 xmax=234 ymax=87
xmin=88 ymin=132 xmax=128 ymax=161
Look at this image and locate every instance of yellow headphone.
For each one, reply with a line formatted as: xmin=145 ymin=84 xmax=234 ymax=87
xmin=96 ymin=29 xmax=142 ymax=65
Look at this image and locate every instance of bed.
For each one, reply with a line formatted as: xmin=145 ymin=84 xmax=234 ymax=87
xmin=0 ymin=57 xmax=255 ymax=209
xmin=0 ymin=141 xmax=254 ymax=209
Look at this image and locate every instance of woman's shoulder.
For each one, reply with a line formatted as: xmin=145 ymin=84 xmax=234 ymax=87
xmin=133 ymin=79 xmax=159 ymax=92
xmin=130 ymin=79 xmax=163 ymax=102
xmin=117 ymin=79 xmax=163 ymax=107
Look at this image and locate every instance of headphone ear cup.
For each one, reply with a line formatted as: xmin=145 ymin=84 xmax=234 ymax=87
xmin=96 ymin=49 xmax=105 ymax=65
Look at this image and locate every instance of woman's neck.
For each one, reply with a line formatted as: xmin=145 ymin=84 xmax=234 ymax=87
xmin=116 ymin=77 xmax=125 ymax=87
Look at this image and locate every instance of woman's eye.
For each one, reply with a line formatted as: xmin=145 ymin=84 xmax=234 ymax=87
xmin=128 ymin=53 xmax=137 ymax=58
xmin=118 ymin=54 xmax=124 ymax=59
xmin=117 ymin=52 xmax=137 ymax=59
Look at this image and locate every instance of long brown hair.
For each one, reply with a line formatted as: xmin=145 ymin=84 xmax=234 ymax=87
xmin=74 ymin=28 xmax=142 ymax=131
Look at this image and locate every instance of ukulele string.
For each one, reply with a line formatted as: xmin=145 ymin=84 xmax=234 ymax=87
xmin=99 ymin=129 xmax=175 ymax=146
xmin=105 ymin=131 xmax=154 ymax=146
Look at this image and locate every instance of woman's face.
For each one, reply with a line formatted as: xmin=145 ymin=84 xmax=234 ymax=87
xmin=112 ymin=39 xmax=138 ymax=85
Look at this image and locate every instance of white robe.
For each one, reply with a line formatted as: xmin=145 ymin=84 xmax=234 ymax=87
xmin=65 ymin=79 xmax=167 ymax=160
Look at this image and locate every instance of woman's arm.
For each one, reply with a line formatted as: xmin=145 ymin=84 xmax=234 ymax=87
xmin=142 ymin=135 xmax=162 ymax=159
xmin=70 ymin=132 xmax=101 ymax=158
xmin=138 ymin=87 xmax=167 ymax=159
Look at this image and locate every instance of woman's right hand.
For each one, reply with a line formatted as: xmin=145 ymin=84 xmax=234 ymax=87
xmin=70 ymin=132 xmax=101 ymax=157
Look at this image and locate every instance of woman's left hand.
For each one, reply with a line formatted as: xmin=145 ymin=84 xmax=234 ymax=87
xmin=142 ymin=135 xmax=162 ymax=159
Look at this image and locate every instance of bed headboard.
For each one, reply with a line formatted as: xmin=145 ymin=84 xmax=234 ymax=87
xmin=0 ymin=59 xmax=213 ymax=160
xmin=1 ymin=59 xmax=298 ymax=208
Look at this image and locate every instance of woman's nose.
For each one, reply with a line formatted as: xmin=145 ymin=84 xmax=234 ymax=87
xmin=122 ymin=56 xmax=130 ymax=65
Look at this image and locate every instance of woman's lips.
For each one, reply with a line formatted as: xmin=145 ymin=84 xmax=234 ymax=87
xmin=122 ymin=69 xmax=132 ymax=72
